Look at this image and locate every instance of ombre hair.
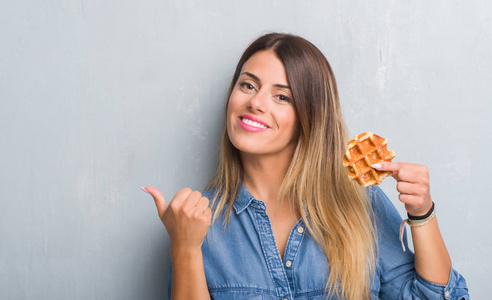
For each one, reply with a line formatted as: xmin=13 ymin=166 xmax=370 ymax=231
xmin=207 ymin=33 xmax=377 ymax=300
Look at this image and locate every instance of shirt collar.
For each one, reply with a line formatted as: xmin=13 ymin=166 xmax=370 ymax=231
xmin=231 ymin=183 xmax=308 ymax=221
xmin=233 ymin=183 xmax=256 ymax=214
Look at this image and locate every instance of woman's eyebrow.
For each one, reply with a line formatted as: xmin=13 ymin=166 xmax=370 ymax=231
xmin=273 ymin=83 xmax=290 ymax=90
xmin=241 ymin=72 xmax=260 ymax=82
xmin=241 ymin=72 xmax=290 ymax=89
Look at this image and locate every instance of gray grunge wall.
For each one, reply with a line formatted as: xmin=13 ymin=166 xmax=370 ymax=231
xmin=1 ymin=1 xmax=490 ymax=299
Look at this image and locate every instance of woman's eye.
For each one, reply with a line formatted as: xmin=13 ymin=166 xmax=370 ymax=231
xmin=240 ymin=82 xmax=255 ymax=90
xmin=277 ymin=94 xmax=292 ymax=102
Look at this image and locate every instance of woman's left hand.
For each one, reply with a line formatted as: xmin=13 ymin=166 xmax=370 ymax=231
xmin=371 ymin=162 xmax=433 ymax=216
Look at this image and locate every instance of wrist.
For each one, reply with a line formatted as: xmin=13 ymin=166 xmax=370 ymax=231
xmin=408 ymin=202 xmax=435 ymax=220
xmin=399 ymin=202 xmax=437 ymax=252
xmin=171 ymin=244 xmax=203 ymax=259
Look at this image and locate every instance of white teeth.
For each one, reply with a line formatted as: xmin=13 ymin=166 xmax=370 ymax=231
xmin=241 ymin=118 xmax=267 ymax=129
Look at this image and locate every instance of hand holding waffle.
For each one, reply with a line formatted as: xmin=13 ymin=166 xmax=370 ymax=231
xmin=371 ymin=162 xmax=433 ymax=217
xmin=342 ymin=132 xmax=432 ymax=216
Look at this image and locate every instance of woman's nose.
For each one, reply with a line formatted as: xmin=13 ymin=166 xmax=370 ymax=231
xmin=247 ymin=91 xmax=268 ymax=113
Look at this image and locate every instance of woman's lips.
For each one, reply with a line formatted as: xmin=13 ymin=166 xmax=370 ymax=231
xmin=239 ymin=115 xmax=269 ymax=132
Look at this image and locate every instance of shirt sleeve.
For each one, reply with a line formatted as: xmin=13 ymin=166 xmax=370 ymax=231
xmin=370 ymin=186 xmax=469 ymax=300
xmin=166 ymin=258 xmax=172 ymax=300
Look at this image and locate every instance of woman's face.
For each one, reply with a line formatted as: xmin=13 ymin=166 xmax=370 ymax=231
xmin=227 ymin=50 xmax=298 ymax=158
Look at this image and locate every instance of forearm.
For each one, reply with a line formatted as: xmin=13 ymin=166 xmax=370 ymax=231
xmin=171 ymin=246 xmax=210 ymax=300
xmin=410 ymin=217 xmax=452 ymax=285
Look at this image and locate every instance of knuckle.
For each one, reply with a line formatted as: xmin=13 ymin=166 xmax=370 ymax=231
xmin=174 ymin=188 xmax=191 ymax=201
xmin=419 ymin=186 xmax=427 ymax=195
xmin=192 ymin=190 xmax=202 ymax=197
xmin=168 ymin=201 xmax=178 ymax=210
xmin=204 ymin=211 xmax=212 ymax=225
xmin=419 ymin=166 xmax=429 ymax=176
xmin=180 ymin=205 xmax=190 ymax=215
xmin=193 ymin=211 xmax=201 ymax=219
xmin=181 ymin=187 xmax=192 ymax=195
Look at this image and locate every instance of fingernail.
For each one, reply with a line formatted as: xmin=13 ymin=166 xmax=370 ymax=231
xmin=371 ymin=163 xmax=382 ymax=169
xmin=140 ymin=186 xmax=150 ymax=194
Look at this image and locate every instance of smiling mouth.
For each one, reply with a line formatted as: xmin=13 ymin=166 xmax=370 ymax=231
xmin=240 ymin=117 xmax=268 ymax=129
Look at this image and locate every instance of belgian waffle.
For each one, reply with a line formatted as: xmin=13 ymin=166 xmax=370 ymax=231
xmin=342 ymin=132 xmax=395 ymax=187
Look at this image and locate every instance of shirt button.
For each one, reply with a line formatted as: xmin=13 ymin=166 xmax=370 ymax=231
xmin=297 ymin=227 xmax=304 ymax=234
xmin=445 ymin=290 xmax=450 ymax=297
xmin=285 ymin=260 xmax=292 ymax=268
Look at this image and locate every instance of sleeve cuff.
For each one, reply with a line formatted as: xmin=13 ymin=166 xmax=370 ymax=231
xmin=415 ymin=267 xmax=469 ymax=300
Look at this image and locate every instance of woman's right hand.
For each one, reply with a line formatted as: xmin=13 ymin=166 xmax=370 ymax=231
xmin=142 ymin=186 xmax=212 ymax=251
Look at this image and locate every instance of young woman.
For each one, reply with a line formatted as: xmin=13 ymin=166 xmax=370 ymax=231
xmin=142 ymin=33 xmax=469 ymax=299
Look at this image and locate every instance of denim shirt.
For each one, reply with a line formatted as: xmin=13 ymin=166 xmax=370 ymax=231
xmin=167 ymin=184 xmax=469 ymax=299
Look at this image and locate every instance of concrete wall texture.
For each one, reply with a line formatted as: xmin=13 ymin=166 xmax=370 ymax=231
xmin=1 ymin=0 xmax=490 ymax=299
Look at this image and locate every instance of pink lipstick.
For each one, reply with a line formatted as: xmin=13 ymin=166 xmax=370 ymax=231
xmin=239 ymin=114 xmax=269 ymax=132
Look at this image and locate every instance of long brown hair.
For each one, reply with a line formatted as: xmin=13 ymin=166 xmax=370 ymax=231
xmin=207 ymin=33 xmax=377 ymax=300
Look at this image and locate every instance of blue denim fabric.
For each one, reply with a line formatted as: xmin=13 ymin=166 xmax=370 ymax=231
xmin=167 ymin=184 xmax=469 ymax=299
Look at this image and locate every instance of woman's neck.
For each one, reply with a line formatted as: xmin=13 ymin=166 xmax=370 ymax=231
xmin=240 ymin=151 xmax=292 ymax=205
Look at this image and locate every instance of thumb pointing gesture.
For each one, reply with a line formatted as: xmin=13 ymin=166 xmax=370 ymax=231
xmin=141 ymin=186 xmax=168 ymax=218
xmin=141 ymin=186 xmax=212 ymax=250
